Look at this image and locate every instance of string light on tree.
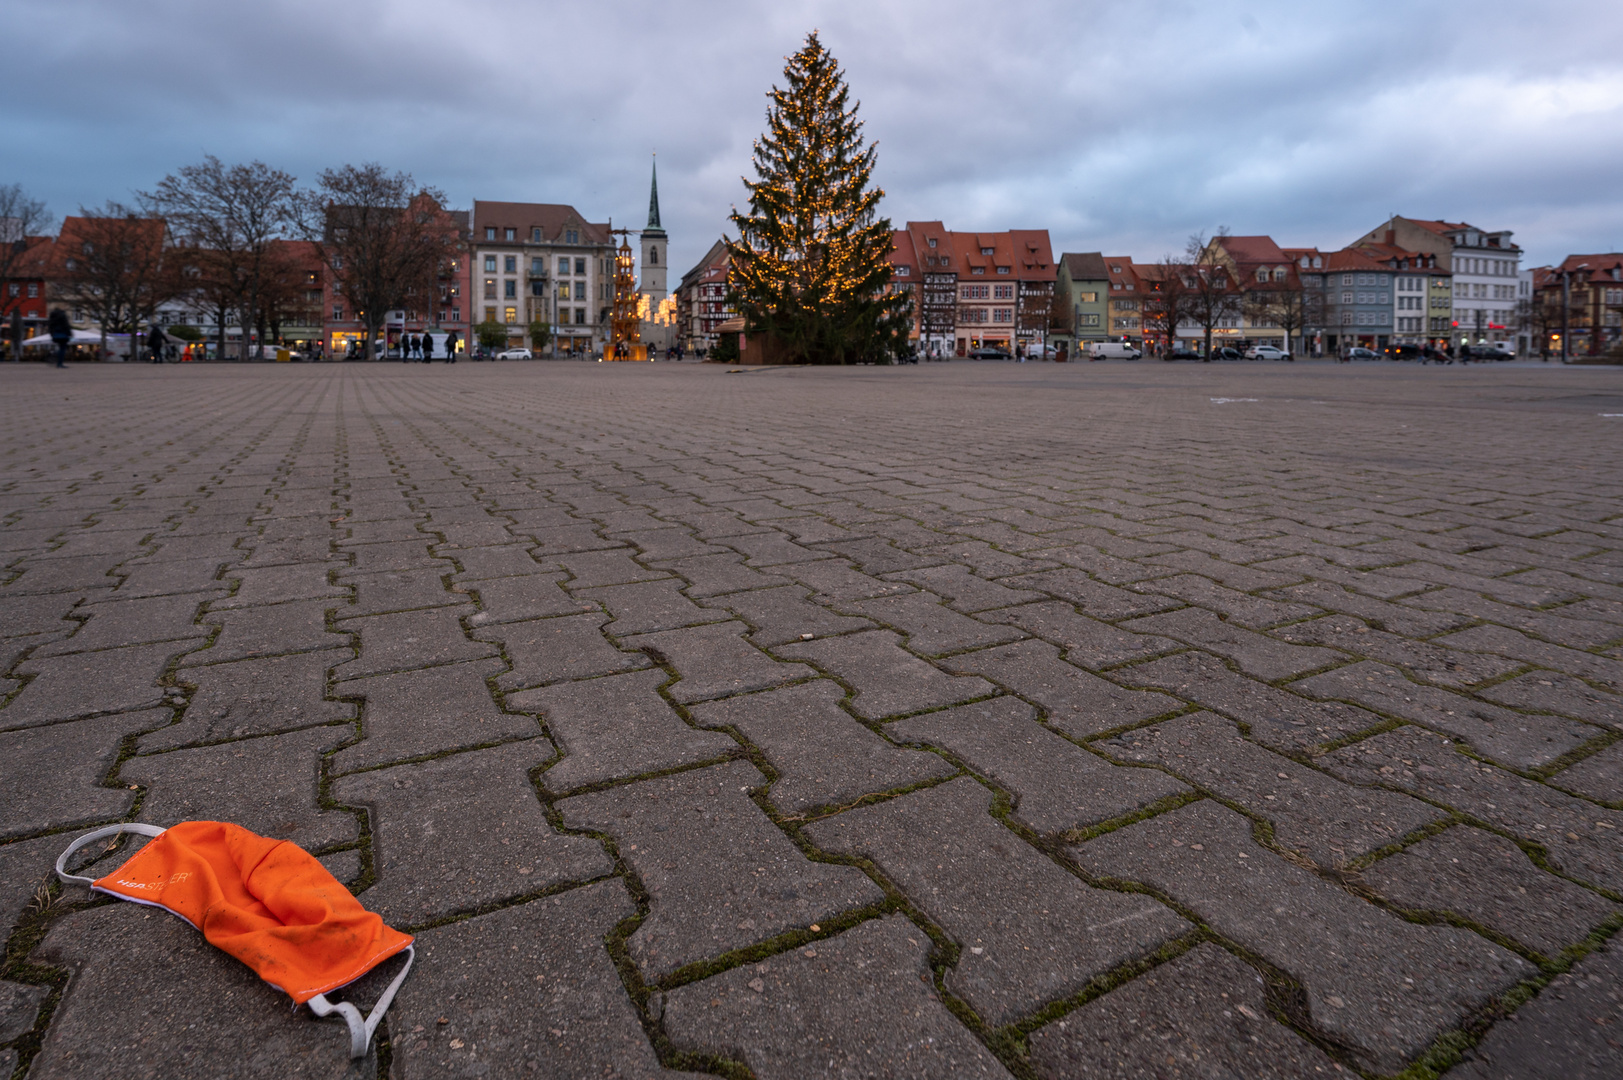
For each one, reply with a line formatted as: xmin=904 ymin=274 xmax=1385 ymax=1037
xmin=725 ymin=31 xmax=912 ymax=364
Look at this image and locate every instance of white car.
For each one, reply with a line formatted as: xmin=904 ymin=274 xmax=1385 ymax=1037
xmin=1245 ymin=345 xmax=1291 ymax=361
xmin=1087 ymin=341 xmax=1142 ymax=360
xmin=495 ymin=348 xmax=533 ymax=360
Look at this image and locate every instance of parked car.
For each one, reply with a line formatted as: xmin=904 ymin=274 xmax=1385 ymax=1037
xmin=1244 ymin=344 xmax=1291 ymax=361
xmin=495 ymin=347 xmax=533 ymax=360
xmin=967 ymin=346 xmax=1013 ymax=360
xmin=1345 ymin=347 xmax=1380 ymax=361
xmin=1164 ymin=348 xmax=1202 ymax=361
xmin=1489 ymin=341 xmax=1516 ymax=359
xmin=1382 ymin=344 xmax=1424 ymax=361
xmin=1211 ymin=346 xmax=1244 ymax=361
xmin=1086 ymin=341 xmax=1142 ymax=360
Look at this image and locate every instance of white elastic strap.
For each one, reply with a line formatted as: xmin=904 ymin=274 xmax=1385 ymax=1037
xmin=308 ymin=945 xmax=415 ymax=1059
xmin=54 ymin=823 xmax=168 ymax=886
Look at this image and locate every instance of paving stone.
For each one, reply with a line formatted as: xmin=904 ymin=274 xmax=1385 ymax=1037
xmin=617 ymin=526 xmax=723 ymax=564
xmin=183 ymin=598 xmax=351 ymax=666
xmin=1274 ymin=579 xmax=1472 ymax=637
xmin=446 ymin=544 xmax=548 ymax=581
xmin=1361 ymin=827 xmax=1618 ymax=958
xmin=1323 ymin=727 xmax=1623 ymax=893
xmin=555 ymin=549 xmax=663 ymax=588
xmin=690 ymin=680 xmax=953 ymax=814
xmin=511 ymin=669 xmax=735 ymax=792
xmin=1552 ymin=742 xmax=1623 ymax=803
xmin=478 ymin=611 xmax=649 ymax=691
xmin=1073 ymin=800 xmax=1534 ymax=1075
xmin=340 ymin=539 xmax=446 ymax=577
xmin=888 ymin=697 xmax=1186 ymax=834
xmin=465 ymin=571 xmax=590 ymax=622
xmin=815 ymin=536 xmax=941 ymax=575
xmin=1103 ymin=711 xmax=1443 ymax=866
xmin=978 ymin=600 xmax=1180 ymax=669
xmin=0 ymin=710 xmax=168 ymax=838
xmin=558 ymin=760 xmax=881 ymax=977
xmin=334 ymin=739 xmax=611 ymax=926
xmin=331 ymin=658 xmax=533 ymax=773
xmin=1479 ymin=672 xmax=1623 ymax=731
xmin=1439 ymin=623 xmax=1623 ymax=691
xmin=105 ymin=556 xmax=233 ymax=598
xmin=6 ymin=643 xmax=179 ymax=726
xmin=33 ymin=592 xmax=215 ymax=656
xmin=654 ymin=551 xmax=790 ymax=598
xmin=578 ymin=579 xmax=730 ymax=635
xmin=336 ymin=567 xmax=458 ymax=616
xmin=1408 ymin=587 xmax=1623 ymax=649
xmin=32 ymin=903 xmax=368 ymax=1079
xmin=927 ymin=539 xmax=1060 ymax=579
xmin=329 ymin=606 xmax=495 ymax=679
xmin=882 ymin=563 xmax=1047 ymax=613
xmin=517 ymin=525 xmax=616 ymax=559
xmin=0 ymin=591 xmax=90 ymax=637
xmin=0 ymin=979 xmax=47 ymax=1044
xmin=389 ymin=880 xmax=698 ymax=1080
xmin=839 ymin=590 xmax=1022 ymax=656
xmin=0 ymin=833 xmax=72 ymax=945
xmin=1132 ymin=573 xmax=1321 ymax=629
xmin=1027 ymin=942 xmax=1341 ymax=1079
xmin=780 ymin=557 xmax=909 ymax=602
xmin=215 ymin=564 xmax=348 ymax=609
xmin=3 ymin=553 xmax=126 ymax=595
xmin=1123 ymin=606 xmax=1344 ymax=681
xmin=809 ymin=778 xmax=1186 ymax=1025
xmin=123 ymin=726 xmax=356 ymax=852
xmin=1006 ymin=568 xmax=1176 ymax=620
xmin=1114 ymin=651 xmax=1386 ymax=753
xmin=1275 ymin=614 xmax=1523 ymax=689
xmin=145 ymin=649 xmax=352 ymax=750
xmin=709 ymin=583 xmax=874 ymax=647
xmin=719 ymin=531 xmax=835 ymax=568
xmin=941 ymin=639 xmax=1180 ymax=737
xmin=777 ymin=629 xmax=995 ymax=720
xmin=1291 ymin=660 xmax=1595 ymax=769
xmin=663 ymin=914 xmax=1013 ymax=1079
xmin=622 ymin=621 xmax=814 ymax=703
xmin=1446 ymin=939 xmax=1623 ymax=1080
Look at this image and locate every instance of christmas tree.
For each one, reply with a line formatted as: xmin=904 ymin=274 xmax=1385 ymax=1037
xmin=726 ymin=32 xmax=912 ymax=364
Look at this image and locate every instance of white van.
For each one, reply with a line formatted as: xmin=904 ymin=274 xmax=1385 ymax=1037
xmin=1087 ymin=341 xmax=1142 ymax=360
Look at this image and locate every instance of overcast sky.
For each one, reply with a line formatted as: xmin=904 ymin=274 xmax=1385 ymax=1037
xmin=6 ymin=0 xmax=1621 ymax=273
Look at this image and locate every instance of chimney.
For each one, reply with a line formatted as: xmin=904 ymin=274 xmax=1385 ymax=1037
xmin=1385 ymin=229 xmax=1395 ymax=245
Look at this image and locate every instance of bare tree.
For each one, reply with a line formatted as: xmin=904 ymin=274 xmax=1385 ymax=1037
xmin=145 ymin=157 xmax=296 ymax=361
xmin=1139 ymin=258 xmax=1193 ymax=354
xmin=1182 ymin=232 xmax=1241 ymax=360
xmin=295 ymin=164 xmax=458 ymax=360
xmin=1242 ymin=285 xmax=1311 ymax=356
xmin=1 ymin=184 xmax=53 ymax=357
xmin=62 ymin=202 xmax=180 ymax=359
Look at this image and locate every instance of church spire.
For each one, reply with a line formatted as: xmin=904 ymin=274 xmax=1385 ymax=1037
xmin=646 ymin=155 xmax=664 ymax=233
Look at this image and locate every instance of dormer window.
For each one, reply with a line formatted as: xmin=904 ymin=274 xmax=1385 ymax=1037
xmin=895 ymin=266 xmax=911 ymax=276
xmin=971 ymin=267 xmax=985 ymax=275
xmin=485 ymin=227 xmax=496 ymax=240
xmin=1299 ymin=256 xmax=1309 ymax=268
xmin=927 ymin=238 xmax=938 ymax=248
xmin=980 ymin=247 xmax=994 ymax=256
xmin=565 ymin=228 xmax=579 ymax=244
xmin=1273 ymin=268 xmax=1286 ymax=281
xmin=996 ymin=266 xmax=1010 ymax=275
xmin=1110 ymin=265 xmax=1121 ymax=273
xmin=1256 ymin=269 xmax=1268 ymax=283
xmin=1313 ymin=256 xmax=1322 ymax=268
xmin=505 ymin=228 xmax=515 ymax=241
xmin=531 ymin=227 xmax=542 ymax=242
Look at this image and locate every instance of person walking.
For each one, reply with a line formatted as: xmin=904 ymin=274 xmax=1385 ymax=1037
xmin=445 ymin=330 xmax=458 ymax=362
xmin=420 ymin=331 xmax=434 ymax=363
xmin=48 ymin=308 xmax=72 ymax=368
xmin=147 ymin=324 xmax=168 ymax=364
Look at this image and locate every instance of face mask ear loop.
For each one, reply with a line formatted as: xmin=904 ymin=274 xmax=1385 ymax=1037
xmin=308 ymin=945 xmax=415 ymax=1059
xmin=54 ymin=823 xmax=169 ymax=886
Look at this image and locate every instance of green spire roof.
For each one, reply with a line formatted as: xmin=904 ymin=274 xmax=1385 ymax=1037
xmin=646 ymin=157 xmax=663 ymax=232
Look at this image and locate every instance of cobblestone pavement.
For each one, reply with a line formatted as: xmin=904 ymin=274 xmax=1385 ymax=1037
xmin=2 ymin=359 xmax=1622 ymax=1079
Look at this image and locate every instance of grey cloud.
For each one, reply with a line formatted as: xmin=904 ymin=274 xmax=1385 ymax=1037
xmin=7 ymin=0 xmax=1622 ymax=272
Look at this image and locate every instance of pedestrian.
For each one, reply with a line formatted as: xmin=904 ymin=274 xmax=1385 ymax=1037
xmin=146 ymin=324 xmax=168 ymax=364
xmin=447 ymin=330 xmax=459 ymax=363
xmin=420 ymin=330 xmax=434 ymax=363
xmin=48 ymin=308 xmax=72 ymax=368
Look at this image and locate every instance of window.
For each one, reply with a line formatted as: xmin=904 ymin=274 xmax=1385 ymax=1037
xmin=996 ymin=266 xmax=1010 ymax=275
xmin=451 ymin=307 xmax=460 ymax=322
xmin=505 ymin=228 xmax=515 ymax=241
xmin=574 ymin=308 xmax=586 ymax=325
xmin=484 ymin=279 xmax=497 ymax=299
xmin=332 ymin=306 xmax=343 ymax=320
xmin=927 ymin=238 xmax=937 ymax=248
xmin=1342 ymin=292 xmax=1353 ymax=304
xmin=991 ymin=308 xmax=1011 ymax=323
xmin=504 ymin=306 xmax=517 ymax=324
xmin=1313 ymin=257 xmax=1322 ymax=268
xmin=6 ymin=284 xmax=15 ymax=296
xmin=504 ymin=280 xmax=516 ymax=299
xmin=1256 ymin=269 xmax=1268 ymax=283
xmin=1116 ymin=299 xmax=1138 ymax=311
xmin=558 ymin=257 xmax=570 ymax=275
xmin=575 ymin=257 xmax=586 ymax=275
xmin=1274 ymin=268 xmax=1286 ymax=281
xmin=532 ymin=257 xmax=545 ymax=274
xmin=993 ymin=284 xmax=1013 ymax=299
xmin=531 ymin=280 xmax=545 ymax=296
xmin=1378 ymin=292 xmax=1388 ymax=304
xmin=574 ymin=282 xmax=587 ymax=301
xmin=485 ymin=306 xmax=496 ymax=323
xmin=961 ymin=284 xmax=989 ymax=299
xmin=1343 ymin=275 xmax=1353 ymax=286
xmin=895 ymin=265 xmax=911 ymax=276
xmin=648 ymin=247 xmax=658 ymax=265
xmin=971 ymin=267 xmax=985 ymax=275
xmin=1080 ymin=313 xmax=1101 ymax=327
xmin=531 ymin=227 xmax=542 ymax=242
xmin=485 ymin=227 xmax=496 ymax=240
xmin=565 ymin=229 xmax=579 ymax=244
xmin=1341 ymin=311 xmax=1354 ymax=325
xmin=1110 ymin=265 xmax=1121 ymax=273
xmin=1079 ymin=291 xmax=1097 ymax=302
xmin=484 ymin=256 xmax=497 ymax=272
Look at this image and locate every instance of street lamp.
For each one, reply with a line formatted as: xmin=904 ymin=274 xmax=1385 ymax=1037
xmin=1562 ymin=263 xmax=1588 ymax=364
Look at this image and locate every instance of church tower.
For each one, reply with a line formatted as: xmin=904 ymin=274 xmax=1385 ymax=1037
xmin=639 ymin=157 xmax=667 ymax=303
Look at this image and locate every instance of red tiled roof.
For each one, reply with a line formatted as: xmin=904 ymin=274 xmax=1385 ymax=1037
xmin=1213 ymin=235 xmax=1287 ymax=264
xmin=471 ymin=202 xmax=611 ymax=244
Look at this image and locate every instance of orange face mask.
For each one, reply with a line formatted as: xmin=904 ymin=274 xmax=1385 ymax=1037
xmin=56 ymin=821 xmax=413 ymax=1058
